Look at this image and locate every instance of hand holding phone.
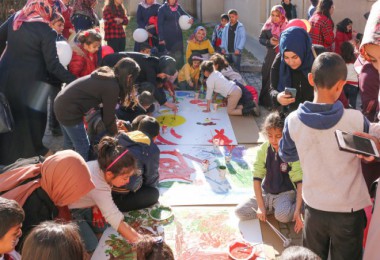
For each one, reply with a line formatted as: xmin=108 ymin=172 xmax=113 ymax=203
xmin=335 ymin=130 xmax=380 ymax=158
xmin=285 ymin=87 xmax=297 ymax=98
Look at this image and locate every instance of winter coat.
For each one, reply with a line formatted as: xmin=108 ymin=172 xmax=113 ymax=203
xmin=68 ymin=44 xmax=98 ymax=78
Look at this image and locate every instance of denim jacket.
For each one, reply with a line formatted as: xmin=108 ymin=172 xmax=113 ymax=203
xmin=220 ymin=21 xmax=246 ymax=53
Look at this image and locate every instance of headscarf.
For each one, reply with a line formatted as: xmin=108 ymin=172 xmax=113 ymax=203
xmin=13 ymin=0 xmax=66 ymax=31
xmin=166 ymin=0 xmax=178 ymax=12
xmin=188 ymin=26 xmax=207 ymax=42
xmin=72 ymin=0 xmax=97 ymax=22
xmin=0 ymin=150 xmax=95 ymax=207
xmin=361 ymin=1 xmax=380 ymax=51
xmin=278 ymin=27 xmax=315 ymax=92
xmin=262 ymin=5 xmax=288 ymax=38
xmin=140 ymin=0 xmax=158 ymax=9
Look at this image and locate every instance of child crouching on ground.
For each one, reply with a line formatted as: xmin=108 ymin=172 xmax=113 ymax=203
xmin=235 ymin=112 xmax=303 ymax=233
xmin=279 ymin=52 xmax=371 ymax=259
xmin=200 ymin=60 xmax=247 ymax=115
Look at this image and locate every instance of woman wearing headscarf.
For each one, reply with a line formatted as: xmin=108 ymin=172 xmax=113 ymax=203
xmin=71 ymin=0 xmax=99 ymax=32
xmin=0 ymin=0 xmax=76 ymax=165
xmin=185 ymin=26 xmax=214 ymax=61
xmin=134 ymin=0 xmax=161 ymax=52
xmin=158 ymin=0 xmax=193 ymax=69
xmin=269 ymin=27 xmax=325 ymax=114
xmin=259 ymin=5 xmax=287 ymax=109
xmin=0 ymin=150 xmax=94 ymax=249
xmin=308 ymin=0 xmax=335 ymax=51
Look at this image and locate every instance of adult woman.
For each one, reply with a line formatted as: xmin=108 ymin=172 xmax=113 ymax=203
xmin=185 ymin=26 xmax=214 ymax=61
xmin=0 ymin=0 xmax=76 ymax=165
xmin=269 ymin=27 xmax=325 ymax=113
xmin=334 ymin=18 xmax=353 ymax=55
xmin=308 ymin=0 xmax=335 ymax=51
xmin=135 ymin=0 xmax=161 ymax=52
xmin=259 ymin=5 xmax=287 ymax=109
xmin=54 ymin=58 xmax=140 ymax=161
xmin=69 ymin=136 xmax=144 ymax=252
xmin=158 ymin=0 xmax=193 ymax=69
xmin=71 ymin=0 xmax=98 ymax=32
xmin=0 ymin=150 xmax=94 ymax=249
xmin=281 ymin=0 xmax=297 ymax=21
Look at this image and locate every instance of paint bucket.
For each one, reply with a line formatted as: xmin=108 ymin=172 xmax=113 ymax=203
xmin=228 ymin=241 xmax=255 ymax=260
xmin=225 ymin=153 xmax=232 ymax=163
xmin=202 ymin=159 xmax=209 ymax=172
xmin=218 ymin=165 xmax=227 ymax=178
xmin=212 ymin=103 xmax=218 ymax=112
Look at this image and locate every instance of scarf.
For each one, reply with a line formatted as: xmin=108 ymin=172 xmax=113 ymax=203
xmin=167 ymin=1 xmax=178 ymax=12
xmin=13 ymin=0 xmax=66 ymax=30
xmin=361 ymin=1 xmax=380 ymax=51
xmin=262 ymin=5 xmax=288 ymax=38
xmin=140 ymin=0 xmax=158 ymax=9
xmin=188 ymin=26 xmax=207 ymax=42
xmin=278 ymin=27 xmax=314 ymax=92
xmin=0 ymin=150 xmax=94 ymax=207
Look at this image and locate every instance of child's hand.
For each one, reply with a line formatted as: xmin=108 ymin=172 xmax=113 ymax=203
xmin=277 ymin=91 xmax=295 ymax=106
xmin=293 ymin=211 xmax=304 ymax=233
xmin=270 ymin=37 xmax=279 ymax=46
xmin=234 ymin=50 xmax=241 ymax=55
xmin=256 ymin=207 xmax=267 ymax=222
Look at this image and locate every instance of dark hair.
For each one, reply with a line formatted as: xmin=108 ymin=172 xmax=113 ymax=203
xmin=336 ymin=18 xmax=353 ymax=33
xmin=114 ymin=57 xmax=141 ymax=107
xmin=316 ymin=0 xmax=334 ymax=20
xmin=138 ymin=91 xmax=154 ymax=107
xmin=97 ymin=136 xmax=137 ymax=175
xmin=136 ymin=235 xmax=174 ymax=260
xmin=311 ymin=52 xmax=347 ymax=89
xmin=263 ymin=111 xmax=285 ymax=135
xmin=228 ymin=9 xmax=238 ymax=16
xmin=103 ymin=0 xmax=127 ymax=16
xmin=159 ymin=56 xmax=177 ymax=76
xmin=340 ymin=41 xmax=356 ymax=63
xmin=138 ymin=116 xmax=160 ymax=139
xmin=280 ymin=246 xmax=321 ymax=260
xmin=140 ymin=42 xmax=152 ymax=52
xmin=21 ymin=221 xmax=86 ymax=260
xmin=200 ymin=60 xmax=214 ymax=73
xmin=131 ymin=115 xmax=148 ymax=131
xmin=356 ymin=33 xmax=363 ymax=43
xmin=51 ymin=13 xmax=65 ymax=24
xmin=187 ymin=54 xmax=203 ymax=66
xmin=310 ymin=0 xmax=319 ymax=7
xmin=210 ymin=53 xmax=229 ymax=71
xmin=77 ymin=29 xmax=102 ymax=45
xmin=0 ymin=197 xmax=24 ymax=239
xmin=221 ymin=13 xmax=229 ymax=21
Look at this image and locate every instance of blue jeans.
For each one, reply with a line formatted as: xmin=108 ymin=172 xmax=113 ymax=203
xmin=226 ymin=53 xmax=242 ymax=72
xmin=61 ymin=122 xmax=90 ymax=161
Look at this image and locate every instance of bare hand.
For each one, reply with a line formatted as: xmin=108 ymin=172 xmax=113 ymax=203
xmin=234 ymin=50 xmax=240 ymax=55
xmin=117 ymin=120 xmax=128 ymax=132
xmin=256 ymin=207 xmax=267 ymax=222
xmin=159 ymin=40 xmax=166 ymax=45
xmin=165 ymin=102 xmax=178 ymax=112
xmin=270 ymin=37 xmax=279 ymax=46
xmin=277 ymin=91 xmax=296 ymax=106
xmin=221 ymin=49 xmax=226 ymax=54
xmin=293 ymin=211 xmax=304 ymax=233
xmin=354 ymin=132 xmax=380 ymax=162
xmin=189 ymin=18 xmax=194 ymax=24
xmin=203 ymin=109 xmax=211 ymax=113
xmin=188 ymin=81 xmax=194 ymax=88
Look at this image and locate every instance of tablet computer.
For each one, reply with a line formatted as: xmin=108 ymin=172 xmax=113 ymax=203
xmin=335 ymin=130 xmax=380 ymax=158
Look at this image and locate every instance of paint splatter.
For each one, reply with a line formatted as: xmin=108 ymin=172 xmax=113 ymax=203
xmin=208 ymin=129 xmax=233 ymax=145
xmin=156 ymin=135 xmax=177 ymax=145
xmin=196 ymin=122 xmax=216 ymax=126
xmin=159 ymin=150 xmax=195 ymax=183
xmin=190 ymin=99 xmax=203 ymax=104
xmin=156 ymin=114 xmax=186 ymax=127
xmin=170 ymin=128 xmax=182 ymax=139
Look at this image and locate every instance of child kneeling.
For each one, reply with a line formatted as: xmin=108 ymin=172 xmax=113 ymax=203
xmin=235 ymin=112 xmax=303 ymax=233
xmin=201 ymin=60 xmax=245 ymax=115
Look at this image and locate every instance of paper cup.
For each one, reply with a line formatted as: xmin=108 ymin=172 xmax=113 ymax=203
xmin=218 ymin=165 xmax=227 ymax=178
xmin=212 ymin=103 xmax=218 ymax=112
xmin=202 ymin=159 xmax=210 ymax=172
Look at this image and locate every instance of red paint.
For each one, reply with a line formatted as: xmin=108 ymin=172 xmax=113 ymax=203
xmin=159 ymin=150 xmax=195 ymax=182
xmin=208 ymin=129 xmax=233 ymax=145
xmin=198 ymin=103 xmax=207 ymax=107
xmin=190 ymin=99 xmax=203 ymax=104
xmin=156 ymin=134 xmax=177 ymax=145
xmin=170 ymin=128 xmax=182 ymax=139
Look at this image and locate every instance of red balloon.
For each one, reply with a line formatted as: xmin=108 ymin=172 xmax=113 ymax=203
xmin=285 ymin=19 xmax=311 ymax=32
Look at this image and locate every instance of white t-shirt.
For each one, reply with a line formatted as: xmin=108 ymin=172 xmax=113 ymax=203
xmin=346 ymin=63 xmax=358 ymax=86
xmin=205 ymin=70 xmax=237 ymax=100
xmin=69 ymin=160 xmax=124 ymax=231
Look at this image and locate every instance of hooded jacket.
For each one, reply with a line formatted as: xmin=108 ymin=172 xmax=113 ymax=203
xmin=113 ymin=131 xmax=160 ymax=193
xmin=279 ymin=101 xmax=371 ymax=212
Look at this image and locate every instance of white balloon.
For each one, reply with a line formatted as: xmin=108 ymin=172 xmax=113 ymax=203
xmin=56 ymin=41 xmax=72 ymax=67
xmin=133 ymin=28 xmax=149 ymax=43
xmin=179 ymin=15 xmax=191 ymax=30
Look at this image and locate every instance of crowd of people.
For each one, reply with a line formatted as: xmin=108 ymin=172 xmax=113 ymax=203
xmin=1 ymin=0 xmax=380 ymax=259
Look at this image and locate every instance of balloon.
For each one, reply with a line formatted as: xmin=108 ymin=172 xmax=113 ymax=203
xmin=179 ymin=15 xmax=192 ymax=30
xmin=285 ymin=19 xmax=311 ymax=33
xmin=133 ymin=28 xmax=149 ymax=43
xmin=56 ymin=41 xmax=72 ymax=67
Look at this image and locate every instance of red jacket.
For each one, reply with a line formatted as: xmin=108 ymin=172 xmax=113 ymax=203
xmin=68 ymin=44 xmax=98 ymax=78
xmin=334 ymin=30 xmax=352 ymax=54
xmin=309 ymin=12 xmax=335 ymax=51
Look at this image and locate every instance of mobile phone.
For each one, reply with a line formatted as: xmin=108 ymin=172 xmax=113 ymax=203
xmin=335 ymin=130 xmax=380 ymax=158
xmin=284 ymin=87 xmax=297 ymax=98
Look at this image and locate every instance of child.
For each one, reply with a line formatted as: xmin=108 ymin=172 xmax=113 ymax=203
xmin=177 ymin=54 xmax=202 ymax=90
xmin=211 ymin=14 xmax=229 ymax=53
xmin=136 ymin=235 xmax=174 ymax=260
xmin=210 ymin=53 xmax=247 ymax=86
xmin=235 ymin=112 xmax=303 ymax=233
xmin=116 ymin=90 xmax=155 ymax=123
xmin=279 ymin=52 xmax=371 ymax=259
xmin=50 ymin=13 xmax=66 ymax=41
xmin=103 ymin=0 xmax=129 ymax=52
xmin=185 ymin=26 xmax=214 ymax=61
xmin=68 ymin=29 xmax=102 ymax=78
xmin=340 ymin=41 xmax=359 ymax=108
xmin=201 ymin=60 xmax=248 ymax=116
xmin=21 ymin=221 xmax=86 ymax=260
xmin=113 ymin=116 xmax=161 ymax=211
xmin=0 ymin=197 xmax=24 ymax=260
xmin=334 ymin=18 xmax=353 ymax=55
xmin=220 ymin=9 xmax=246 ymax=72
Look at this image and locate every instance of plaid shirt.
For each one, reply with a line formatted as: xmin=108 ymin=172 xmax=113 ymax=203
xmin=309 ymin=12 xmax=335 ymax=51
xmin=103 ymin=6 xmax=128 ymax=40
